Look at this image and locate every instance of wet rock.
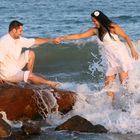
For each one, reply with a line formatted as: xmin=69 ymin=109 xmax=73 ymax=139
xmin=55 ymin=115 xmax=108 ymax=133
xmin=0 ymin=84 xmax=76 ymax=120
xmin=21 ymin=121 xmax=41 ymax=135
xmin=0 ymin=85 xmax=38 ymax=120
xmin=0 ymin=116 xmax=11 ymax=138
xmin=53 ymin=88 xmax=76 ymax=114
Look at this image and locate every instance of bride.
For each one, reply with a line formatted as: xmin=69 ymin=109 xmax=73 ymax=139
xmin=58 ymin=10 xmax=138 ymax=99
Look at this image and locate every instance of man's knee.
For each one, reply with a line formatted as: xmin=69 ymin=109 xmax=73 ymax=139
xmin=28 ymin=73 xmax=35 ymax=80
xmin=29 ymin=50 xmax=35 ymax=59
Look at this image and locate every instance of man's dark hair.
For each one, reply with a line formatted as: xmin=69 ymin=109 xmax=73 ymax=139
xmin=9 ymin=20 xmax=23 ymax=32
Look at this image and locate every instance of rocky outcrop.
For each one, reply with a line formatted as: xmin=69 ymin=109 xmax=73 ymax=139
xmin=0 ymin=83 xmax=76 ymax=138
xmin=0 ymin=85 xmax=37 ymax=120
xmin=21 ymin=121 xmax=41 ymax=135
xmin=0 ymin=83 xmax=76 ymax=120
xmin=53 ymin=88 xmax=76 ymax=114
xmin=55 ymin=115 xmax=108 ymax=133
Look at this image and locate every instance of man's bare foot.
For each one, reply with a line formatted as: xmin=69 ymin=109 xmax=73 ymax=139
xmin=47 ymin=81 xmax=61 ymax=88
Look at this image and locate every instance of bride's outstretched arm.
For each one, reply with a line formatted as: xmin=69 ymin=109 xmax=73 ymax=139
xmin=61 ymin=27 xmax=97 ymax=41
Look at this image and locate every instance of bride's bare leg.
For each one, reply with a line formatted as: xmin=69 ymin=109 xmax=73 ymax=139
xmin=119 ymin=71 xmax=128 ymax=84
xmin=105 ymin=75 xmax=116 ymax=100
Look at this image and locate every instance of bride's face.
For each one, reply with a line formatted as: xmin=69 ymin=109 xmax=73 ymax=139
xmin=92 ymin=18 xmax=100 ymax=28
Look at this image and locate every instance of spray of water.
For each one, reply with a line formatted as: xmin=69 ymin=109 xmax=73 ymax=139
xmin=69 ymin=41 xmax=140 ymax=134
xmin=44 ymin=40 xmax=140 ymax=134
xmin=33 ymin=88 xmax=58 ymax=120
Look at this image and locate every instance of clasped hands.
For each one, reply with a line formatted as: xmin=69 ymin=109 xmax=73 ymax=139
xmin=53 ymin=37 xmax=64 ymax=44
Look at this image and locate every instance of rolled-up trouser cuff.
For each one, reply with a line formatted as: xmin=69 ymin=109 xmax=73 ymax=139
xmin=24 ymin=70 xmax=30 ymax=82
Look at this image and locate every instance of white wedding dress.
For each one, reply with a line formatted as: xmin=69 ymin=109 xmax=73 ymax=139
xmin=97 ymin=32 xmax=133 ymax=76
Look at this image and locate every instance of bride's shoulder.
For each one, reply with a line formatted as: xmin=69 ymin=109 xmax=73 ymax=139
xmin=110 ymin=23 xmax=122 ymax=33
xmin=111 ymin=23 xmax=123 ymax=30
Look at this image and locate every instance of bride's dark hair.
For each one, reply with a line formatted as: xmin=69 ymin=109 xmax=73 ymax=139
xmin=91 ymin=10 xmax=114 ymax=41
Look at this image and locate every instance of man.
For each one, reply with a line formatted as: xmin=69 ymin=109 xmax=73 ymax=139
xmin=0 ymin=20 xmax=61 ymax=88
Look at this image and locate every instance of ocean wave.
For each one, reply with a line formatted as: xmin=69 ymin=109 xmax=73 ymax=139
xmin=33 ymin=39 xmax=140 ymax=67
xmin=111 ymin=15 xmax=140 ymax=23
xmin=32 ymin=39 xmax=140 ymax=83
xmin=47 ymin=76 xmax=140 ymax=134
xmin=33 ymin=39 xmax=99 ymax=69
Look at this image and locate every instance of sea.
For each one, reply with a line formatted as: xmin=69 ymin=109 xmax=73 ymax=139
xmin=1 ymin=0 xmax=140 ymax=139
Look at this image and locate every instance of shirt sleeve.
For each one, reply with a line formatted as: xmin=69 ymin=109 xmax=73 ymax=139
xmin=20 ymin=37 xmax=35 ymax=48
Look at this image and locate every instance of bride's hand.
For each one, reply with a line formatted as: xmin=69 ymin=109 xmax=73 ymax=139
xmin=131 ymin=50 xmax=139 ymax=60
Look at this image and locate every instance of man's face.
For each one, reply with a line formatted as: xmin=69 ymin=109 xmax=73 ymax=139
xmin=13 ymin=26 xmax=23 ymax=39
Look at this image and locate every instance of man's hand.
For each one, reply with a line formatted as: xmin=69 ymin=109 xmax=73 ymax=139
xmin=0 ymin=77 xmax=4 ymax=84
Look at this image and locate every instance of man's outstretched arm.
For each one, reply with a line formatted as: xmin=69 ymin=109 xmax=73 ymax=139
xmin=34 ymin=38 xmax=61 ymax=45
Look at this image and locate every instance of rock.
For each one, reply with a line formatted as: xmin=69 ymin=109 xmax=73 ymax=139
xmin=21 ymin=121 xmax=41 ymax=135
xmin=55 ymin=115 xmax=108 ymax=133
xmin=0 ymin=84 xmax=76 ymax=120
xmin=0 ymin=116 xmax=11 ymax=138
xmin=0 ymin=85 xmax=38 ymax=120
xmin=8 ymin=131 xmax=25 ymax=140
xmin=53 ymin=88 xmax=76 ymax=114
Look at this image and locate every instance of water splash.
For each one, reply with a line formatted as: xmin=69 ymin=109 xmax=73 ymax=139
xmin=33 ymin=88 xmax=58 ymax=120
xmin=68 ymin=41 xmax=140 ymax=134
xmin=45 ymin=40 xmax=140 ymax=134
xmin=31 ymin=39 xmax=140 ymax=134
